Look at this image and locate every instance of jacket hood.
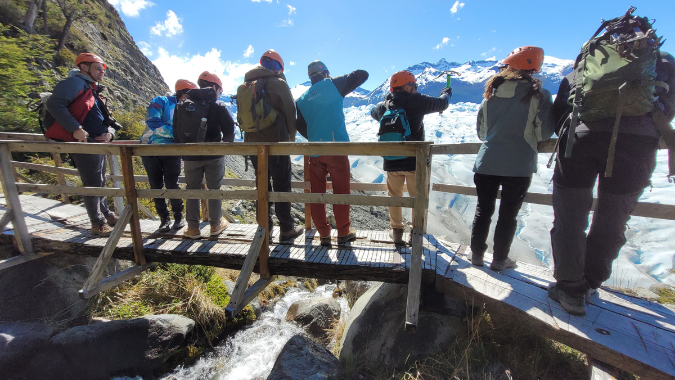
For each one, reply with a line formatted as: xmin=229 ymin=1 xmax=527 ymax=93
xmin=385 ymin=91 xmax=412 ymax=108
xmin=244 ymin=65 xmax=287 ymax=82
xmin=494 ymin=79 xmax=530 ymax=99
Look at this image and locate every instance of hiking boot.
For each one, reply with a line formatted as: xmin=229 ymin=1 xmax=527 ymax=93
xmin=337 ymin=230 xmax=357 ymax=245
xmin=548 ymin=283 xmax=586 ymax=316
xmin=184 ymin=226 xmax=202 ymax=239
xmin=172 ymin=214 xmax=186 ymax=230
xmin=280 ymin=225 xmax=304 ymax=241
xmin=105 ymin=214 xmax=119 ymax=227
xmin=91 ymin=223 xmax=113 ymax=237
xmin=389 ymin=228 xmax=404 ymax=244
xmin=158 ymin=216 xmax=171 ymax=233
xmin=320 ymin=236 xmax=332 ymax=248
xmin=470 ymin=251 xmax=484 ymax=267
xmin=490 ymin=257 xmax=517 ymax=271
xmin=210 ymin=218 xmax=229 ymax=236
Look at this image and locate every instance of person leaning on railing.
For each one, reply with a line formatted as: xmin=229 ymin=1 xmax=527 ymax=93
xmin=139 ymin=79 xmax=198 ymax=232
xmin=45 ymin=53 xmax=120 ymax=237
xmin=470 ymin=46 xmax=555 ymax=272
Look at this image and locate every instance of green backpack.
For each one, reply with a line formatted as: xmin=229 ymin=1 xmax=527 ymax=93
xmin=236 ymin=78 xmax=278 ymax=133
xmin=565 ymin=6 xmax=667 ymax=176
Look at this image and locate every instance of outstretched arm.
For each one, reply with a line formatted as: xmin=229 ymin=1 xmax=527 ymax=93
xmin=332 ymin=70 xmax=369 ymax=98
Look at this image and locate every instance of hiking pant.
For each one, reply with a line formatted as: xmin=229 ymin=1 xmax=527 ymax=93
xmin=309 ymin=155 xmax=351 ymax=237
xmin=250 ymin=154 xmax=295 ymax=232
xmin=184 ymin=157 xmax=225 ymax=228
xmin=386 ymin=171 xmax=416 ymax=230
xmin=71 ymin=153 xmax=113 ymax=227
xmin=551 ymin=132 xmax=658 ymax=290
xmin=470 ymin=173 xmax=532 ymax=261
xmin=141 ymin=156 xmax=184 ymax=220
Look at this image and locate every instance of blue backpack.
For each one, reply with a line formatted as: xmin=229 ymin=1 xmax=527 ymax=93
xmin=378 ymin=106 xmax=412 ymax=160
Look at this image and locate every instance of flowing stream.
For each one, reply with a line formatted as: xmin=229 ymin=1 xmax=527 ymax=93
xmin=157 ymin=283 xmax=350 ymax=380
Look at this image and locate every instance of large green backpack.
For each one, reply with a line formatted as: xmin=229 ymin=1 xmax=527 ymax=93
xmin=565 ymin=6 xmax=667 ymax=176
xmin=236 ymin=78 xmax=278 ymax=133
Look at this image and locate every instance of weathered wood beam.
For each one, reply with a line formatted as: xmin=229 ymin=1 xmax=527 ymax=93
xmin=257 ymin=145 xmax=270 ymax=279
xmin=303 ymin=156 xmax=312 ymax=229
xmin=7 ymin=141 xmax=120 ymax=155
xmin=15 ymin=184 xmax=125 ymax=197
xmin=225 ymin=226 xmax=265 ymax=316
xmin=136 ymin=189 xmax=258 ymax=200
xmin=52 ymin=153 xmax=69 ymax=203
xmin=588 ymin=357 xmax=620 ymax=380
xmin=227 ymin=276 xmax=276 ymax=317
xmin=108 ymin=154 xmax=124 ymax=213
xmin=0 ymin=144 xmax=33 ymax=254
xmin=119 ymin=146 xmax=145 ymax=265
xmin=268 ymin=192 xmax=414 ymax=208
xmin=0 ymin=209 xmax=12 ymax=231
xmin=79 ymin=264 xmax=156 ymax=299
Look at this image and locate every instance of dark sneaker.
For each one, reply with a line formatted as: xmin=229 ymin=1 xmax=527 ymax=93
xmin=470 ymin=251 xmax=484 ymax=267
xmin=210 ymin=218 xmax=229 ymax=236
xmin=91 ymin=223 xmax=113 ymax=236
xmin=548 ymin=283 xmax=586 ymax=316
xmin=320 ymin=236 xmax=332 ymax=248
xmin=490 ymin=257 xmax=517 ymax=271
xmin=105 ymin=214 xmax=119 ymax=227
xmin=389 ymin=228 xmax=404 ymax=244
xmin=280 ymin=225 xmax=304 ymax=241
xmin=172 ymin=214 xmax=186 ymax=230
xmin=158 ymin=216 xmax=171 ymax=233
xmin=337 ymin=230 xmax=357 ymax=245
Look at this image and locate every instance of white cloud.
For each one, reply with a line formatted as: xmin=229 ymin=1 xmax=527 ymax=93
xmin=289 ymin=61 xmax=296 ymax=66
xmin=107 ymin=0 xmax=153 ymax=17
xmin=278 ymin=18 xmax=294 ymax=27
xmin=244 ymin=45 xmax=254 ymax=58
xmin=450 ymin=1 xmax=465 ymax=15
xmin=150 ymin=10 xmax=183 ymax=37
xmin=287 ymin=5 xmax=296 ymax=15
xmin=138 ymin=41 xmax=152 ymax=56
xmin=251 ymin=0 xmax=273 ymax=2
xmin=153 ymin=47 xmax=257 ymax=93
xmin=434 ymin=37 xmax=450 ymax=50
xmin=481 ymin=47 xmax=497 ymax=57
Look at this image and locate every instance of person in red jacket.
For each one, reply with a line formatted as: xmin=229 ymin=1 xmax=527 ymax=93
xmin=46 ymin=53 xmax=118 ymax=236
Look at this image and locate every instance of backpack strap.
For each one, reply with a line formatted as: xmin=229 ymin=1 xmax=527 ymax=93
xmin=653 ymin=109 xmax=675 ymax=181
xmin=604 ymin=82 xmax=628 ymax=177
xmin=565 ymin=67 xmax=584 ymax=158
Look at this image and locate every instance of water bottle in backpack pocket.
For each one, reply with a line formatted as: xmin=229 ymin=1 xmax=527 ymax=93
xmin=378 ymin=108 xmax=412 ymax=160
xmin=173 ymin=98 xmax=210 ymax=143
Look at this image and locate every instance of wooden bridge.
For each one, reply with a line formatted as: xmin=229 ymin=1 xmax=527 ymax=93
xmin=1 ymin=132 xmax=674 ymax=379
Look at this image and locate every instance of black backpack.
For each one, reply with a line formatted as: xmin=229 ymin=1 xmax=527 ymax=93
xmin=173 ymin=88 xmax=216 ymax=143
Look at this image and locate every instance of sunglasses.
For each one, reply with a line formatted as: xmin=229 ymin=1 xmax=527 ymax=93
xmin=406 ymin=82 xmax=417 ymax=89
xmin=90 ymin=63 xmax=107 ymax=71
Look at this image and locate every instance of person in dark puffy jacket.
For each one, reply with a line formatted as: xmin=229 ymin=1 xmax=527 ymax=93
xmin=241 ymin=49 xmax=303 ymax=241
xmin=471 ymin=46 xmax=555 ymax=272
xmin=46 ymin=53 xmax=119 ymax=236
xmin=370 ymin=70 xmax=450 ymax=244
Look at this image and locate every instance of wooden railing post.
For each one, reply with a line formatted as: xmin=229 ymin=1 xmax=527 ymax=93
xmin=53 ymin=153 xmax=69 ymax=203
xmin=257 ymin=145 xmax=270 ymax=279
xmin=0 ymin=143 xmax=33 ymax=255
xmin=303 ymin=155 xmax=312 ymax=230
xmin=119 ymin=147 xmax=146 ymax=265
xmin=108 ymin=154 xmax=124 ymax=213
xmin=405 ymin=143 xmax=432 ymax=331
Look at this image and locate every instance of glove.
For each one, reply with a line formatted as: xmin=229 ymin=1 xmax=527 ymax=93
xmin=441 ymin=87 xmax=452 ymax=97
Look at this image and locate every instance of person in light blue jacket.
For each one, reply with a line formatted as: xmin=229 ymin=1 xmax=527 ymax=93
xmin=140 ymin=79 xmax=197 ymax=232
xmin=470 ymin=46 xmax=555 ymax=271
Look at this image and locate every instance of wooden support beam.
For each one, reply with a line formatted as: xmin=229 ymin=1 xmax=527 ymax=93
xmin=79 ymin=264 xmax=156 ymax=299
xmin=119 ymin=146 xmax=146 ymax=265
xmin=108 ymin=155 xmax=124 ymax=213
xmin=53 ymin=153 xmax=69 ymax=203
xmin=588 ymin=357 xmax=620 ymax=380
xmin=81 ymin=205 xmax=133 ymax=294
xmin=304 ymin=155 xmax=312 ymax=229
xmin=226 ymin=276 xmax=276 ymax=317
xmin=268 ymin=192 xmax=414 ymax=208
xmin=136 ymin=189 xmax=258 ymax=200
xmin=0 ymin=144 xmax=34 ymax=255
xmin=7 ymin=141 xmax=120 ymax=155
xmin=257 ymin=145 xmax=270 ymax=279
xmin=137 ymin=200 xmax=158 ymax=220
xmin=0 ymin=251 xmax=53 ymax=271
xmin=0 ymin=209 xmax=13 ymax=231
xmin=225 ymin=226 xmax=265 ymax=316
xmin=268 ymin=142 xmax=421 ymax=157
xmin=405 ymin=143 xmax=432 ymax=331
xmin=15 ymin=184 xmax=125 ymax=197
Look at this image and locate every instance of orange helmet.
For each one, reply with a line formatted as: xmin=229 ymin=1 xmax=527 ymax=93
xmin=198 ymin=71 xmax=222 ymax=90
xmin=260 ymin=49 xmax=284 ymax=72
xmin=75 ymin=53 xmax=106 ymax=69
xmin=502 ymin=46 xmax=544 ymax=72
xmin=175 ymin=79 xmax=198 ymax=92
xmin=390 ymin=71 xmax=416 ymax=91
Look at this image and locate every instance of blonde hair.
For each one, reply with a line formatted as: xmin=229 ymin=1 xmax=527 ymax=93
xmin=483 ymin=65 xmax=542 ymax=102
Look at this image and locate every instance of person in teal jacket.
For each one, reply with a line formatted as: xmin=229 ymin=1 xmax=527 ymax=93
xmin=140 ymin=79 xmax=197 ymax=232
xmin=296 ymin=61 xmax=368 ymax=247
xmin=470 ymin=46 xmax=555 ymax=271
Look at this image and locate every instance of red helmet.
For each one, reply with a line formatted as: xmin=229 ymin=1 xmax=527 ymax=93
xmin=502 ymin=46 xmax=544 ymax=72
xmin=75 ymin=53 xmax=106 ymax=70
xmin=175 ymin=79 xmax=198 ymax=92
xmin=260 ymin=49 xmax=284 ymax=72
xmin=390 ymin=71 xmax=416 ymax=91
xmin=198 ymin=71 xmax=222 ymax=90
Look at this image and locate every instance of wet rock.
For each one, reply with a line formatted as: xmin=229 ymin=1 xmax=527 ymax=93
xmin=286 ymin=298 xmax=341 ymax=339
xmin=267 ymin=334 xmax=341 ymax=380
xmin=339 ymin=282 xmax=466 ymax=370
xmin=344 ymin=280 xmax=377 ymax=308
xmin=634 ymin=286 xmax=660 ymax=300
xmin=0 ymin=322 xmax=54 ymax=378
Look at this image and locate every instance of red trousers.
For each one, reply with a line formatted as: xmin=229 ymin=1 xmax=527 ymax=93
xmin=309 ymin=155 xmax=351 ymax=237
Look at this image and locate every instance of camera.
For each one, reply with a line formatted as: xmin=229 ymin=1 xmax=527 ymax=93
xmin=103 ymin=115 xmax=123 ymax=131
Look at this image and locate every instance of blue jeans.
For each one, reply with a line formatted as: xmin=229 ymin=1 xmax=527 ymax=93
xmin=141 ymin=155 xmax=184 ymax=219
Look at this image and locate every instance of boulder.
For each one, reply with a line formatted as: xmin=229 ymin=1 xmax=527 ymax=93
xmin=286 ymin=298 xmax=341 ymax=339
xmin=14 ymin=314 xmax=194 ymax=380
xmin=344 ymin=280 xmax=377 ymax=308
xmin=339 ymin=282 xmax=465 ymax=370
xmin=0 ymin=322 xmax=54 ymax=378
xmin=267 ymin=334 xmax=342 ymax=380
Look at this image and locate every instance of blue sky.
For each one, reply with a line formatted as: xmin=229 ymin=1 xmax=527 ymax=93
xmin=108 ymin=0 xmax=675 ymax=93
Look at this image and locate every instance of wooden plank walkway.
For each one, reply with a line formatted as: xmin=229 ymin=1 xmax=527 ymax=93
xmin=1 ymin=194 xmax=675 ymax=379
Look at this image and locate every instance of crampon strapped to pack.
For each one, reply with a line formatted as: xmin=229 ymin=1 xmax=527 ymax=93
xmin=377 ymin=102 xmax=412 ymax=161
xmin=565 ymin=6 xmax=667 ymax=177
xmin=173 ymin=88 xmax=214 ymax=143
xmin=236 ymin=78 xmax=278 ymax=134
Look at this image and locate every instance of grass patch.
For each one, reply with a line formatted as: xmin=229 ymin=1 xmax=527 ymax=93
xmin=653 ymin=286 xmax=675 ymax=305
